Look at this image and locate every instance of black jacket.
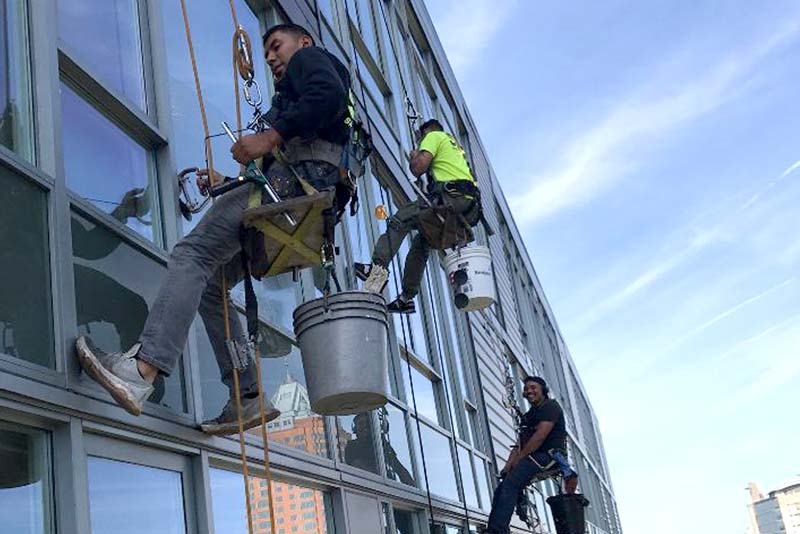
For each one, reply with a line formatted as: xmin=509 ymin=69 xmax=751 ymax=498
xmin=268 ymin=47 xmax=350 ymax=145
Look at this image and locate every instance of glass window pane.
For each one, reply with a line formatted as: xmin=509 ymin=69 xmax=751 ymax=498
xmin=474 ymin=459 xmax=492 ymax=511
xmin=72 ymin=211 xmax=186 ymax=412
xmin=402 ymin=363 xmax=438 ymax=424
xmin=60 ymin=84 xmax=161 ymax=244
xmin=436 ymin=266 xmax=470 ymax=401
xmin=57 ymin=0 xmax=146 ymax=109
xmin=210 ymin=467 xmax=333 ymax=534
xmin=457 ymin=446 xmax=478 ymax=508
xmin=0 ymin=423 xmax=53 ymax=534
xmin=336 ymin=411 xmax=379 ymax=474
xmin=197 ymin=327 xmax=330 ymax=458
xmin=87 ymin=457 xmax=186 ymax=534
xmin=379 ymin=404 xmax=415 ymax=486
xmin=356 ymin=0 xmax=379 ymax=60
xmin=418 ymin=422 xmax=458 ymax=501
xmin=0 ymin=169 xmax=54 ymax=368
xmin=230 ymin=272 xmax=300 ymax=334
xmin=160 ymin=0 xmax=269 ymax=233
xmin=0 ymin=0 xmax=34 ymax=161
xmin=393 ymin=509 xmax=415 ymax=534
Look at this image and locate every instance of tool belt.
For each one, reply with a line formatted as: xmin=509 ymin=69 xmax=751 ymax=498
xmin=440 ymin=179 xmax=478 ymax=199
xmin=282 ymin=137 xmax=345 ymax=167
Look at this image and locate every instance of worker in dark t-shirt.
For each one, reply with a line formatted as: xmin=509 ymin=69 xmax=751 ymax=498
xmin=486 ymin=376 xmax=570 ymax=533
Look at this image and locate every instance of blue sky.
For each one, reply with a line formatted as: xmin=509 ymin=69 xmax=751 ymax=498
xmin=426 ymin=1 xmax=800 ymax=532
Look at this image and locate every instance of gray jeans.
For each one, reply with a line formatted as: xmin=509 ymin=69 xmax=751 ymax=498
xmin=371 ymin=192 xmax=474 ymax=300
xmin=138 ymin=160 xmax=338 ymax=399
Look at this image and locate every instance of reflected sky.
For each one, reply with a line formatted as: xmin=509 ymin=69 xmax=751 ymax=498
xmin=418 ymin=422 xmax=458 ymax=502
xmin=57 ymin=0 xmax=146 ymax=109
xmin=61 ymin=84 xmax=158 ymax=243
xmin=87 ymin=457 xmax=185 ymax=534
xmin=457 ymin=446 xmax=478 ymax=508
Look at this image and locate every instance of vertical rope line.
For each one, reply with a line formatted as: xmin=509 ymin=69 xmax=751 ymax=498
xmin=226 ymin=4 xmax=279 ymax=534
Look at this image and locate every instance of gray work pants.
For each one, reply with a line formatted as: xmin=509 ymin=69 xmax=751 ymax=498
xmin=138 ymin=160 xmax=338 ymax=399
xmin=371 ymin=192 xmax=474 ymax=300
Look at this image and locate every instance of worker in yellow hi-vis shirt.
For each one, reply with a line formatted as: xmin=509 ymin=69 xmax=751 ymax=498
xmin=356 ymin=119 xmax=481 ymax=314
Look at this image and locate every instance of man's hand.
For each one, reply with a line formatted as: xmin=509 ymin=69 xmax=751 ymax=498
xmin=501 ymin=456 xmax=520 ymax=476
xmin=231 ymin=129 xmax=283 ymax=165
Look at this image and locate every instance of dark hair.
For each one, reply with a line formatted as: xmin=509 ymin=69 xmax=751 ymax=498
xmin=523 ymin=376 xmax=549 ymax=397
xmin=263 ymin=23 xmax=315 ymax=46
xmin=419 ymin=118 xmax=443 ymax=136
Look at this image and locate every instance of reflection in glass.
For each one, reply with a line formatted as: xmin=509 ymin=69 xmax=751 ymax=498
xmin=57 ymin=0 xmax=145 ymax=108
xmin=87 ymin=457 xmax=185 ymax=534
xmin=0 ymin=169 xmax=54 ymax=368
xmin=160 ymin=0 xmax=268 ymax=233
xmin=435 ymin=265 xmax=471 ymax=401
xmin=336 ymin=411 xmax=379 ymax=474
xmin=403 ymin=363 xmax=438 ymax=425
xmin=379 ymin=405 xmax=415 ymax=486
xmin=0 ymin=424 xmax=53 ymax=534
xmin=72 ymin=211 xmax=186 ymax=412
xmin=61 ymin=84 xmax=160 ymax=243
xmin=393 ymin=508 xmax=415 ymax=534
xmin=418 ymin=422 xmax=458 ymax=501
xmin=197 ymin=326 xmax=329 ymax=458
xmin=474 ymin=458 xmax=492 ymax=511
xmin=457 ymin=446 xmax=478 ymax=508
xmin=0 ymin=0 xmax=34 ymax=160
xmin=231 ymin=271 xmax=299 ymax=334
xmin=210 ymin=467 xmax=332 ymax=534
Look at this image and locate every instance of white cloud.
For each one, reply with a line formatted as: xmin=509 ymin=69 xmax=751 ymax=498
xmin=425 ymin=0 xmax=518 ymax=76
xmin=510 ymin=20 xmax=800 ymax=226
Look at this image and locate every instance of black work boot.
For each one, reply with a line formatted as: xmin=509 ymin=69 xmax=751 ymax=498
xmin=387 ymin=296 xmax=416 ymax=314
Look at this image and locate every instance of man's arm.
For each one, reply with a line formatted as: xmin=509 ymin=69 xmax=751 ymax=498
xmin=408 ymin=149 xmax=433 ymax=177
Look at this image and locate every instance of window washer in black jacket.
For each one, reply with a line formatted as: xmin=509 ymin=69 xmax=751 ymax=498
xmin=75 ymin=23 xmax=356 ymax=435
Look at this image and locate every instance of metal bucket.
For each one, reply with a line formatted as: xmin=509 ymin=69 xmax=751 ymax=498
xmin=443 ymin=245 xmax=495 ymax=312
xmin=293 ymin=291 xmax=389 ymax=415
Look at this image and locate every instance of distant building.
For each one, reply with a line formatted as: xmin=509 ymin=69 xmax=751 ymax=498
xmin=748 ymin=480 xmax=800 ymax=534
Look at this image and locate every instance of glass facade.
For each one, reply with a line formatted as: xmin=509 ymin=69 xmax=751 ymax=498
xmin=0 ymin=1 xmax=621 ymax=534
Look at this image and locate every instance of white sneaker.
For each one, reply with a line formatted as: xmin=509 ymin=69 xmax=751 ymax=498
xmin=76 ymin=336 xmax=154 ymax=416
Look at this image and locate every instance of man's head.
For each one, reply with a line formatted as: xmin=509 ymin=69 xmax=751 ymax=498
xmin=263 ymin=23 xmax=315 ymax=80
xmin=418 ymin=118 xmax=444 ymax=140
xmin=523 ymin=376 xmax=549 ymax=405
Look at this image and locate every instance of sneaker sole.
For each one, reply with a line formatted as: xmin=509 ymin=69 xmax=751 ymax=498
xmin=200 ymin=407 xmax=281 ymax=436
xmin=76 ymin=337 xmax=143 ymax=417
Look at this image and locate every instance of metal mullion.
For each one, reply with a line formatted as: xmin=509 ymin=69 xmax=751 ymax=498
xmin=136 ymin=0 xmax=156 ymax=120
xmin=57 ymin=48 xmax=167 ymax=149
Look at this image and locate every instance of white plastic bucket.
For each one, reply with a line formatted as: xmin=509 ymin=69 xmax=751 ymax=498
xmin=443 ymin=245 xmax=495 ymax=312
